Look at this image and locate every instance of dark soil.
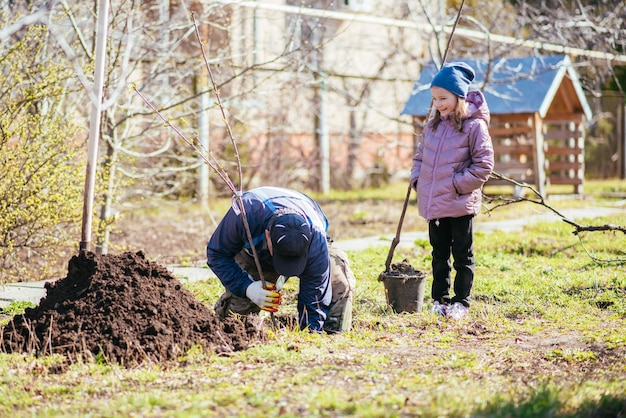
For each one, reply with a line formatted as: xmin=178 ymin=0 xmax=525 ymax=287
xmin=0 ymin=251 xmax=265 ymax=366
xmin=377 ymin=258 xmax=426 ymax=282
xmin=387 ymin=258 xmax=425 ymax=276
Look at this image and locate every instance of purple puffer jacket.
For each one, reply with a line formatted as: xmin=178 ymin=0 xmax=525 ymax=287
xmin=410 ymin=90 xmax=494 ymax=221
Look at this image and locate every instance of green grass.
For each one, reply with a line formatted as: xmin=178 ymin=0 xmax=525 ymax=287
xmin=1 ymin=182 xmax=625 ymax=417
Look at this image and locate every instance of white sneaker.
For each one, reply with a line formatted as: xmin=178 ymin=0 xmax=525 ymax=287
xmin=430 ymin=300 xmax=448 ymax=316
xmin=446 ymin=302 xmax=468 ymax=319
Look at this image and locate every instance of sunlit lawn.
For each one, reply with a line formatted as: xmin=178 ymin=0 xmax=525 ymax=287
xmin=1 ymin=181 xmax=625 ymax=417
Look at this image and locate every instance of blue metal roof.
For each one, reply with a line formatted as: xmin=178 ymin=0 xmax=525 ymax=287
xmin=401 ymin=55 xmax=592 ymax=120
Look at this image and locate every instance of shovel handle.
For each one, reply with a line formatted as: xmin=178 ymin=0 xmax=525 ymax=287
xmin=383 ymin=2 xmax=463 ymax=272
xmin=384 ymin=183 xmax=412 ymax=272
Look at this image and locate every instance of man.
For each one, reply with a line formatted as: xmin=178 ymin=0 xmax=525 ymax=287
xmin=206 ymin=186 xmax=356 ymax=333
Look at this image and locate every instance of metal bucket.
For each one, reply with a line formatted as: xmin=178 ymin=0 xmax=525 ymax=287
xmin=378 ymin=259 xmax=426 ymax=313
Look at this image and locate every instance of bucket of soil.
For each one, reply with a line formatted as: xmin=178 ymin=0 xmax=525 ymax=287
xmin=378 ymin=259 xmax=426 ymax=313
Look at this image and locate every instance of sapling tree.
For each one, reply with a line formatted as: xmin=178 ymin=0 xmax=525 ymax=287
xmin=133 ymin=13 xmax=281 ymax=328
xmin=512 ymin=0 xmax=626 ymax=178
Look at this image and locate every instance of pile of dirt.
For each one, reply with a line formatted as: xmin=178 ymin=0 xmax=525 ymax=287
xmin=0 ymin=251 xmax=265 ymax=365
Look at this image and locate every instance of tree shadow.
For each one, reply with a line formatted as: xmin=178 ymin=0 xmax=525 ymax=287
xmin=473 ymin=384 xmax=625 ymax=417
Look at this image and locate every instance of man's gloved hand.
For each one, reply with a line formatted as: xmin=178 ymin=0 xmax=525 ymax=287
xmin=245 ymin=281 xmax=282 ymax=312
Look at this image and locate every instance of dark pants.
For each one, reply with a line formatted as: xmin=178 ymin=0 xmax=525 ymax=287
xmin=429 ymin=215 xmax=475 ymax=307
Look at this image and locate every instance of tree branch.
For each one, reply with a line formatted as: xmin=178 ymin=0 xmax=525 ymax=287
xmin=484 ymin=171 xmax=626 ymax=264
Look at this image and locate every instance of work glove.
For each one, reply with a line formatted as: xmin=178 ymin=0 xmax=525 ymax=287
xmin=245 ymin=280 xmax=282 ymax=312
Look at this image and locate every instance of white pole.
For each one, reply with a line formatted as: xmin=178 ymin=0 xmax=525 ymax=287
xmin=198 ymin=86 xmax=210 ymax=206
xmin=320 ymin=74 xmax=330 ymax=195
xmin=80 ymin=0 xmax=110 ymax=253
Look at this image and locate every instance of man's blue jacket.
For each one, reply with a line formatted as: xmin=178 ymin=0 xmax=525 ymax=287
xmin=206 ymin=187 xmax=332 ymax=332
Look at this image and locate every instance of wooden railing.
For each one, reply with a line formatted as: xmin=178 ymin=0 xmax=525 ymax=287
xmin=486 ymin=115 xmax=537 ymax=188
xmin=544 ymin=120 xmax=584 ymax=193
xmin=485 ymin=115 xmax=585 ymax=195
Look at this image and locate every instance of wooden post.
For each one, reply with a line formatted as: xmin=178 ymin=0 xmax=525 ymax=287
xmin=532 ymin=113 xmax=546 ymax=198
xmin=575 ymin=119 xmax=585 ymax=194
xmin=617 ymin=100 xmax=626 ymax=180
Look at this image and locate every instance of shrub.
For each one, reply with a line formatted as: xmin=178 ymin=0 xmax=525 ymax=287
xmin=0 ymin=25 xmax=84 ymax=283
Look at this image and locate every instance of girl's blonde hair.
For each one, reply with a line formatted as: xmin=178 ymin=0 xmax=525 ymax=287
xmin=427 ymin=98 xmax=468 ymax=132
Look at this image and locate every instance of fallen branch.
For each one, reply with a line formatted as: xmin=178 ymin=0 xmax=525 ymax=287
xmin=562 ymin=219 xmax=626 ymax=235
xmin=484 ymin=171 xmax=626 ymax=264
xmin=483 ymin=171 xmax=571 ymax=221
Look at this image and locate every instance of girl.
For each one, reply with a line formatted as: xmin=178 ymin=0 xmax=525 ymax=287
xmin=410 ymin=62 xmax=494 ymax=319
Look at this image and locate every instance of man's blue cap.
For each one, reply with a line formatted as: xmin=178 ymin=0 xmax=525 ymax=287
xmin=269 ymin=212 xmax=312 ymax=277
xmin=430 ymin=62 xmax=475 ymax=98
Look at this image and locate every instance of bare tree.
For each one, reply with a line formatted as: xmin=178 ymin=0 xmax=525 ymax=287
xmin=512 ymin=0 xmax=626 ymax=178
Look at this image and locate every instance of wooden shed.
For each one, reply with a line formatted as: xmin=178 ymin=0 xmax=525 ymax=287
xmin=401 ymin=55 xmax=593 ymax=197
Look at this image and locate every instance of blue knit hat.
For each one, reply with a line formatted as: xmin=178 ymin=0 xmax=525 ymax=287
xmin=430 ymin=62 xmax=475 ymax=98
